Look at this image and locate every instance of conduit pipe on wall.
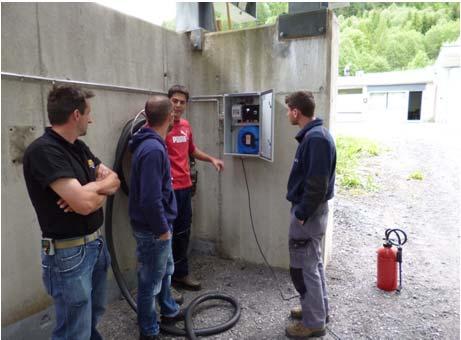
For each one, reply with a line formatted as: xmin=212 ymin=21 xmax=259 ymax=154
xmin=1 ymin=71 xmax=167 ymax=95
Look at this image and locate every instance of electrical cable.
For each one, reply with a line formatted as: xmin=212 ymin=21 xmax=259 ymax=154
xmin=240 ymin=158 xmax=299 ymax=301
xmin=105 ymin=117 xmax=240 ymax=338
xmin=241 ymin=157 xmax=343 ymax=340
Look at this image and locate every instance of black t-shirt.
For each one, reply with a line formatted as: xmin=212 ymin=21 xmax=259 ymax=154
xmin=23 ymin=127 xmax=103 ymax=239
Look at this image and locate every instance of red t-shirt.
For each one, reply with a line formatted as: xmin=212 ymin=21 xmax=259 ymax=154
xmin=166 ymin=118 xmax=196 ymax=190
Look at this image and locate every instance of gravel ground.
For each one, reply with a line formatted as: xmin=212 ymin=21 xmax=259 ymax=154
xmin=99 ymin=121 xmax=460 ymax=339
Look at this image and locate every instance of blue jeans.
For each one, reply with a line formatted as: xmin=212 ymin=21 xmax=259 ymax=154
xmin=41 ymin=237 xmax=111 ymax=340
xmin=133 ymin=231 xmax=180 ymax=336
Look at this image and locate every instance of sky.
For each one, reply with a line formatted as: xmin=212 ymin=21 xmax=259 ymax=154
xmin=96 ymin=1 xmax=177 ymax=26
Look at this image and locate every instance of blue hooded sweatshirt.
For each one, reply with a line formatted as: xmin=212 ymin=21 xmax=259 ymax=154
xmin=128 ymin=126 xmax=177 ymax=236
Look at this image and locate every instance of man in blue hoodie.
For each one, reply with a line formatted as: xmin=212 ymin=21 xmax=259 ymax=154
xmin=284 ymin=91 xmax=336 ymax=339
xmin=129 ymin=95 xmax=182 ymax=340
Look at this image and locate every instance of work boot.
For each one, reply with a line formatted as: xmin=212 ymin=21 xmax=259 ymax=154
xmin=285 ymin=322 xmax=326 ymax=339
xmin=290 ymin=306 xmax=330 ymax=324
xmin=139 ymin=333 xmax=159 ymax=340
xmin=173 ymin=275 xmax=201 ymax=291
xmin=171 ymin=287 xmax=184 ymax=305
xmin=160 ymin=309 xmax=185 ymax=325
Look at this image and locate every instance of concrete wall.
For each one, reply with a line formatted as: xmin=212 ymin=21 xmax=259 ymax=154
xmin=1 ymin=2 xmax=337 ymax=335
xmin=1 ymin=2 xmax=191 ymax=332
xmin=189 ymin=12 xmax=338 ymax=268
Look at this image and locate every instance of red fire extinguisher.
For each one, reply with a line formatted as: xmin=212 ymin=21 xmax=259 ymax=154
xmin=377 ymin=228 xmax=407 ymax=292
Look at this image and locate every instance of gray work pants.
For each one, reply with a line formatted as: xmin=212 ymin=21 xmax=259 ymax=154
xmin=288 ymin=202 xmax=329 ymax=329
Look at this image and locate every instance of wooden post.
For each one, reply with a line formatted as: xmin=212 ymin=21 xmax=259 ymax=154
xmin=226 ymin=2 xmax=232 ymax=30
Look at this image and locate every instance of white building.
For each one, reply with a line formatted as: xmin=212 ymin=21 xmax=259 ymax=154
xmin=336 ymin=38 xmax=460 ymax=124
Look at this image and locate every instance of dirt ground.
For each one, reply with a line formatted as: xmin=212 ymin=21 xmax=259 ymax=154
xmin=99 ymin=121 xmax=460 ymax=339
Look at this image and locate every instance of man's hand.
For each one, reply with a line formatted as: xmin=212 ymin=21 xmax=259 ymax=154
xmin=159 ymin=231 xmax=171 ymax=240
xmin=191 ymin=149 xmax=224 ymax=172
xmin=57 ymin=198 xmax=74 ymax=213
xmin=96 ymin=163 xmax=111 ymax=181
xmin=211 ymin=158 xmax=224 ymax=172
xmin=94 ymin=164 xmax=120 ymax=195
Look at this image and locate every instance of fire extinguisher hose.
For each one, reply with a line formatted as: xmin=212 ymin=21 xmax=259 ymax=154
xmin=384 ymin=228 xmax=408 ymax=292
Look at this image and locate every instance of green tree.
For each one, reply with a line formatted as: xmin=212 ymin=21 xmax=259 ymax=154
xmin=336 ymin=2 xmax=460 ymax=74
xmin=382 ymin=29 xmax=425 ymax=69
xmin=407 ymin=50 xmax=431 ymax=69
xmin=424 ymin=19 xmax=460 ymax=59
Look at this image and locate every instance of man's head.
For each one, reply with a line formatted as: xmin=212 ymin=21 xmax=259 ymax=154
xmin=145 ymin=95 xmax=173 ymax=128
xmin=47 ymin=85 xmax=94 ymax=136
xmin=168 ymin=85 xmax=189 ymax=120
xmin=285 ymin=91 xmax=315 ymax=125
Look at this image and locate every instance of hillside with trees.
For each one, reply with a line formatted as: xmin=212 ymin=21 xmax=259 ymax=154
xmin=335 ymin=2 xmax=460 ymax=75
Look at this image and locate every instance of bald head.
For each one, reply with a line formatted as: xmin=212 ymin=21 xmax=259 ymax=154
xmin=145 ymin=95 xmax=172 ymax=127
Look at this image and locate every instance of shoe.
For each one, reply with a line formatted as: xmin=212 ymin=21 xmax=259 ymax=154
xmin=139 ymin=333 xmax=159 ymax=340
xmin=171 ymin=287 xmax=184 ymax=305
xmin=161 ymin=309 xmax=185 ymax=325
xmin=285 ymin=322 xmax=326 ymax=339
xmin=290 ymin=306 xmax=330 ymax=324
xmin=173 ymin=275 xmax=202 ymax=291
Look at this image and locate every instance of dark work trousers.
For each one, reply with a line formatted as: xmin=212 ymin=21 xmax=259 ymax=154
xmin=172 ymin=187 xmax=193 ymax=279
xmin=289 ymin=202 xmax=329 ymax=329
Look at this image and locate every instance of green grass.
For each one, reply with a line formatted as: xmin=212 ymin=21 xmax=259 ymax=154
xmin=408 ymin=171 xmax=424 ymax=180
xmin=336 ymin=135 xmax=382 ymax=193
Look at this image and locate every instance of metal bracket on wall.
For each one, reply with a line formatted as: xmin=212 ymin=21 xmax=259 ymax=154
xmin=189 ymin=29 xmax=205 ymax=51
xmin=278 ymin=8 xmax=328 ymax=40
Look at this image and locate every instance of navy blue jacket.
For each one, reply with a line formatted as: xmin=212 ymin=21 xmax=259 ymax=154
xmin=286 ymin=119 xmax=336 ymax=221
xmin=128 ymin=127 xmax=177 ymax=236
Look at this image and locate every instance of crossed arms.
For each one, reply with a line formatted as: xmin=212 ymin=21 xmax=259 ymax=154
xmin=50 ymin=163 xmax=120 ymax=215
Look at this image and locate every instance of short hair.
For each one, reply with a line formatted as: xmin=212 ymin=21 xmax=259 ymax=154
xmin=47 ymin=85 xmax=94 ymax=125
xmin=285 ymin=91 xmax=315 ymax=118
xmin=168 ymin=84 xmax=189 ymax=101
xmin=145 ymin=95 xmax=172 ymax=127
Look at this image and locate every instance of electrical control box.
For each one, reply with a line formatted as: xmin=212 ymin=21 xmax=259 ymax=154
xmin=224 ymin=90 xmax=274 ymax=161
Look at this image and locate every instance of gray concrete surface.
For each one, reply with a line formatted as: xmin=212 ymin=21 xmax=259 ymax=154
xmin=1 ymin=2 xmax=337 ymax=335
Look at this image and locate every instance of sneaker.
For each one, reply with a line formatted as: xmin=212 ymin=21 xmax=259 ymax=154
xmin=290 ymin=306 xmax=330 ymax=324
xmin=173 ymin=275 xmax=201 ymax=291
xmin=285 ymin=322 xmax=326 ymax=339
xmin=171 ymin=287 xmax=184 ymax=305
xmin=139 ymin=333 xmax=159 ymax=340
xmin=160 ymin=309 xmax=185 ymax=325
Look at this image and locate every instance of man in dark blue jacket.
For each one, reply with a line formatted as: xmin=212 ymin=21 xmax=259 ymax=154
xmin=284 ymin=91 xmax=336 ymax=339
xmin=129 ymin=95 xmax=182 ymax=340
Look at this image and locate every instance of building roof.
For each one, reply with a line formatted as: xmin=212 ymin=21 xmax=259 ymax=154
xmin=338 ymin=37 xmax=461 ymax=89
xmin=435 ymin=38 xmax=461 ymax=68
xmin=338 ymin=67 xmax=434 ymax=89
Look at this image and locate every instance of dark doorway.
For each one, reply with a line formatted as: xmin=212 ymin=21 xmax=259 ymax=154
xmin=408 ymin=91 xmax=422 ymax=120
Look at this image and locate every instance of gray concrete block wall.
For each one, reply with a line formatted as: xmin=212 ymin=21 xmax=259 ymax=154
xmin=188 ymin=20 xmax=338 ymax=268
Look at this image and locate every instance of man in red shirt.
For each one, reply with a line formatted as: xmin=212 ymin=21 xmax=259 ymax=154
xmin=166 ymin=85 xmax=224 ymax=290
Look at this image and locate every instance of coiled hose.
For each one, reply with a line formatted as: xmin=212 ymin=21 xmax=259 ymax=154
xmin=104 ymin=117 xmax=240 ymax=338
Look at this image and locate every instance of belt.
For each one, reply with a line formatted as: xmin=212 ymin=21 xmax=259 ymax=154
xmin=54 ymin=229 xmax=102 ymax=249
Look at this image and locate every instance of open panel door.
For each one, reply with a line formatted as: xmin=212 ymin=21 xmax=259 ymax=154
xmin=259 ymin=89 xmax=274 ymax=162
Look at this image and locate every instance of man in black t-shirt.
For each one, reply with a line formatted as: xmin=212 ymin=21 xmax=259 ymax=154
xmin=23 ymin=85 xmax=120 ymax=340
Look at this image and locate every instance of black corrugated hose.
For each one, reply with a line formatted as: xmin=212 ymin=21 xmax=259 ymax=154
xmin=104 ymin=117 xmax=241 ymax=339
